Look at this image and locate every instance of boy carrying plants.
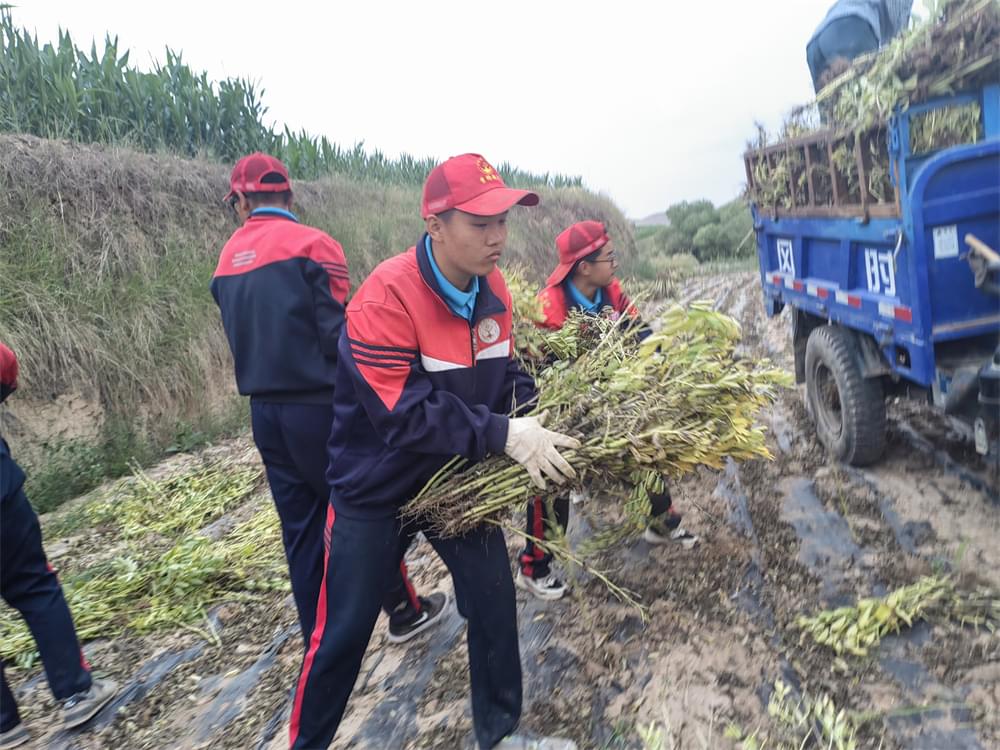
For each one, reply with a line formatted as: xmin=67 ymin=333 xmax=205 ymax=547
xmin=288 ymin=154 xmax=578 ymax=750
xmin=516 ymin=221 xmax=699 ymax=602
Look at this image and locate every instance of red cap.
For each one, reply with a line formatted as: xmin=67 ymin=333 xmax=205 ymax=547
xmin=545 ymin=220 xmax=611 ymax=287
xmin=421 ymin=153 xmax=539 ymax=219
xmin=0 ymin=342 xmax=18 ymax=399
xmin=224 ymin=153 xmax=291 ymax=201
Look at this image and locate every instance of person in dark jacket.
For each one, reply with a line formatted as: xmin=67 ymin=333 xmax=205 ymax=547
xmin=0 ymin=343 xmax=118 ymax=749
xmin=517 ymin=221 xmax=699 ymax=601
xmin=210 ymin=153 xmax=445 ymax=647
xmin=807 ymin=0 xmax=914 ymax=92
xmin=287 ymin=154 xmax=579 ymax=750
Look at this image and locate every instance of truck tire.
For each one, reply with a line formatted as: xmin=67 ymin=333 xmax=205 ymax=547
xmin=805 ymin=325 xmax=886 ymax=466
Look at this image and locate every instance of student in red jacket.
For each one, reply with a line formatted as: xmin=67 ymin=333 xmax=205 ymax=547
xmin=211 ymin=154 xmax=444 ymax=648
xmin=517 ymin=221 xmax=699 ymax=601
xmin=1 ymin=343 xmax=118 ymax=748
xmin=289 ymin=154 xmax=579 ymax=750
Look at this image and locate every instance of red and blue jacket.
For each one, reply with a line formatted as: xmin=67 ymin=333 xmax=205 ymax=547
xmin=210 ymin=209 xmax=350 ymax=402
xmin=537 ymin=277 xmax=643 ymax=332
xmin=326 ymin=235 xmax=537 ymax=518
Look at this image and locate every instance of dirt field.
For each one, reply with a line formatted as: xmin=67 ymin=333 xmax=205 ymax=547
xmin=6 ymin=271 xmax=999 ymax=750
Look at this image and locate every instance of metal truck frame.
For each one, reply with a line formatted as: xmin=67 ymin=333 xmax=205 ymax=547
xmin=746 ymin=84 xmax=1000 ymax=465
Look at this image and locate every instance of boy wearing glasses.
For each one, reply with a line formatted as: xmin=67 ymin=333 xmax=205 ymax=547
xmin=516 ymin=221 xmax=698 ymax=601
xmin=211 ymin=153 xmax=446 ymax=651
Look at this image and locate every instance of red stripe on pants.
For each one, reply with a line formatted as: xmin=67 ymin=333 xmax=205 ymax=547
xmin=532 ymin=497 xmax=545 ymax=555
xmin=400 ymin=561 xmax=422 ymax=613
xmin=289 ymin=503 xmax=335 ymax=747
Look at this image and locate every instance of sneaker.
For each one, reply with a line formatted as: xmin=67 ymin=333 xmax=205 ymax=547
xmin=387 ymin=592 xmax=449 ymax=644
xmin=0 ymin=724 xmax=30 ymax=749
xmin=61 ymin=677 xmax=118 ymax=730
xmin=643 ymin=523 xmax=699 ymax=549
xmin=494 ymin=733 xmax=578 ymax=749
xmin=515 ymin=571 xmax=568 ymax=601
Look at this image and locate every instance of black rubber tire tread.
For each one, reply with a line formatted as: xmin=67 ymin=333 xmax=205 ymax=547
xmin=805 ymin=324 xmax=887 ymax=466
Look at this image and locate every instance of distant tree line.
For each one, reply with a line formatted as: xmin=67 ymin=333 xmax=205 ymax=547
xmin=628 ymin=198 xmax=753 ymax=279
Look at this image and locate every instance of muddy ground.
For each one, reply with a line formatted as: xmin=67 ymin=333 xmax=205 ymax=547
xmin=5 ymin=271 xmax=999 ymax=750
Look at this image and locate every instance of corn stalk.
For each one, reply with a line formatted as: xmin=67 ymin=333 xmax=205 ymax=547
xmin=0 ymin=8 xmax=582 ymax=188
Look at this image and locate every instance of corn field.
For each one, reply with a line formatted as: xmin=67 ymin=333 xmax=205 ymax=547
xmin=0 ymin=7 xmax=582 ymax=188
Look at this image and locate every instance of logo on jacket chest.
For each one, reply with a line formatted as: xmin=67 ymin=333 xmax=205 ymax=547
xmin=477 ymin=317 xmax=501 ymax=345
xmin=232 ymin=249 xmax=257 ymax=268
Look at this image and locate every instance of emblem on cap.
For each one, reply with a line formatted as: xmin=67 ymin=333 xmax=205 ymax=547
xmin=477 ymin=317 xmax=501 ymax=344
xmin=477 ymin=158 xmax=500 ymax=185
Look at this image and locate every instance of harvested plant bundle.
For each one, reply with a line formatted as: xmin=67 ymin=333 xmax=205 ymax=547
xmin=0 ymin=462 xmax=285 ymax=667
xmin=909 ymin=100 xmax=983 ymax=152
xmin=726 ymin=679 xmax=861 ymax=750
xmin=52 ymin=461 xmax=261 ymax=539
xmin=746 ymin=0 xmax=998 ymax=213
xmin=797 ymin=575 xmax=1000 ymax=657
xmin=819 ymin=0 xmax=999 ymax=133
xmin=404 ymin=303 xmax=791 ymax=538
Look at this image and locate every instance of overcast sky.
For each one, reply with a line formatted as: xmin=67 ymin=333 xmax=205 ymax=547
xmin=11 ymin=1 xmax=884 ymax=217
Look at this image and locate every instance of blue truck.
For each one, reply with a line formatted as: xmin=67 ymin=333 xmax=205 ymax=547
xmin=745 ymin=84 xmax=1000 ymax=465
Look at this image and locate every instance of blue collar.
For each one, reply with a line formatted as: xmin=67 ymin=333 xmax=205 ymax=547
xmin=250 ymin=207 xmax=299 ymax=222
xmin=424 ymin=236 xmax=479 ymax=321
xmin=566 ymin=279 xmax=605 ymax=313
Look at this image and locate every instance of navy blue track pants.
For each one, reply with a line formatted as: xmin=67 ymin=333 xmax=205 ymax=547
xmin=288 ymin=507 xmax=521 ymax=750
xmin=250 ymin=401 xmax=418 ymax=644
xmin=1 ymin=485 xmax=91 ymax=732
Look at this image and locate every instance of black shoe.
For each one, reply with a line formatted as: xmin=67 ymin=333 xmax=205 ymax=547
xmin=387 ymin=592 xmax=448 ymax=644
xmin=62 ymin=677 xmax=118 ymax=729
xmin=644 ymin=510 xmax=698 ymax=548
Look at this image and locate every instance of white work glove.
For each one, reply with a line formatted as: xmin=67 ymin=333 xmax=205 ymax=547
xmin=504 ymin=411 xmax=580 ymax=490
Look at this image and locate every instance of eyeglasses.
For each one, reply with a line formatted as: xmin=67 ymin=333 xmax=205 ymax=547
xmin=589 ymin=252 xmax=618 ymax=266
